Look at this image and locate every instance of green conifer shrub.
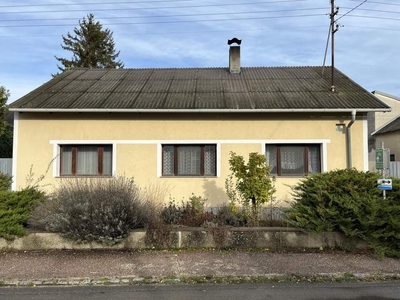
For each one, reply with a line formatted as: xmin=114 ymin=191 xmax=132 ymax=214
xmin=0 ymin=173 xmax=12 ymax=191
xmin=0 ymin=187 xmax=46 ymax=239
xmin=286 ymin=169 xmax=400 ymax=257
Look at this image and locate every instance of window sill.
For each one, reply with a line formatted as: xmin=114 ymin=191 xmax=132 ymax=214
xmin=161 ymin=176 xmax=218 ymax=178
xmin=56 ymin=175 xmax=114 ymax=178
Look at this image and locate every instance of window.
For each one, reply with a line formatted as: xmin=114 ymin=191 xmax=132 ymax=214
xmin=266 ymin=144 xmax=321 ymax=176
xmin=162 ymin=145 xmax=216 ymax=176
xmin=390 ymin=154 xmax=395 ymax=162
xmin=60 ymin=145 xmax=112 ymax=176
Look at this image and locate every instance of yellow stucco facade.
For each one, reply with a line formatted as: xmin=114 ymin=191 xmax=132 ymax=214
xmin=13 ymin=112 xmax=368 ymax=206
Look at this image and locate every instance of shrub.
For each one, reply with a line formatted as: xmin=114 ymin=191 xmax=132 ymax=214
xmin=286 ymin=169 xmax=400 ymax=257
xmin=29 ymin=176 xmax=144 ymax=245
xmin=215 ymin=204 xmax=249 ymax=227
xmin=0 ymin=173 xmax=12 ymax=191
xmin=0 ymin=187 xmax=46 ymax=240
xmin=161 ymin=194 xmax=215 ymax=227
xmin=225 ymin=152 xmax=275 ymax=223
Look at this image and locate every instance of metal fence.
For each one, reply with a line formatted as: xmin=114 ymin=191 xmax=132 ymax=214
xmin=389 ymin=161 xmax=400 ymax=178
xmin=0 ymin=158 xmax=12 ymax=176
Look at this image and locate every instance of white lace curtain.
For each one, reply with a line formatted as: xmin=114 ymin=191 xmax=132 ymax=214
xmin=61 ymin=145 xmax=112 ymax=176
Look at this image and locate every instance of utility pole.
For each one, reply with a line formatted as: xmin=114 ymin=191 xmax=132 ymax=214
xmin=330 ymin=0 xmax=339 ymax=92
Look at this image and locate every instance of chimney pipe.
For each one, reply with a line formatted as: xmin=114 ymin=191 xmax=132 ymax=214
xmin=228 ymin=38 xmax=241 ymax=74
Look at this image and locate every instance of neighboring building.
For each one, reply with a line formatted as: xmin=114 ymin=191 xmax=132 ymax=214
xmin=372 ymin=115 xmax=400 ymax=162
xmin=368 ymin=91 xmax=400 ymax=170
xmin=8 ymin=44 xmax=390 ymax=205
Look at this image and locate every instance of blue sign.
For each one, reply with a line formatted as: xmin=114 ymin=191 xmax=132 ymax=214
xmin=377 ymin=179 xmax=392 ymax=191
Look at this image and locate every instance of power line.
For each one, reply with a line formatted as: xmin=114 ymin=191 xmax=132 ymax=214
xmin=0 ymin=0 xmax=193 ymax=8
xmin=345 ymin=25 xmax=400 ymax=31
xmin=336 ymin=0 xmax=367 ymax=22
xmin=339 ymin=14 xmax=400 ymax=21
xmin=0 ymin=7 xmax=329 ymax=23
xmin=0 ymin=25 xmax=327 ymax=38
xmin=0 ymin=0 xmax=307 ymax=15
xmin=0 ymin=14 xmax=327 ymax=28
xmin=349 ymin=0 xmax=400 ymax=6
xmin=340 ymin=7 xmax=400 ymax=15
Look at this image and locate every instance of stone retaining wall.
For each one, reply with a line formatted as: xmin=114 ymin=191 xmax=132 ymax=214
xmin=0 ymin=227 xmax=367 ymax=251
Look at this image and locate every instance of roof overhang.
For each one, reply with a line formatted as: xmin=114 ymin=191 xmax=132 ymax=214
xmin=8 ymin=108 xmax=392 ymax=113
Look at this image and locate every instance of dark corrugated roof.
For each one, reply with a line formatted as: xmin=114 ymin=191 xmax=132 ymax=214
xmin=9 ymin=66 xmax=390 ymax=111
xmin=373 ymin=115 xmax=400 ymax=135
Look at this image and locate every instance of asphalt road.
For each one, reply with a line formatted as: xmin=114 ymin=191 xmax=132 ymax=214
xmin=1 ymin=282 xmax=400 ymax=300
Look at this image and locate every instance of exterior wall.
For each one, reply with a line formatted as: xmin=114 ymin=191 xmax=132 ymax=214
xmin=373 ymin=93 xmax=400 ymax=130
xmin=13 ymin=112 xmax=367 ymax=206
xmin=368 ymin=92 xmax=400 ymax=169
xmin=375 ymin=132 xmax=400 ymax=162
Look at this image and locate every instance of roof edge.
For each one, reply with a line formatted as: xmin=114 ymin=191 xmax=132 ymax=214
xmin=9 ymin=108 xmax=392 ymax=113
xmin=371 ymin=114 xmax=400 ymax=136
xmin=372 ymin=90 xmax=400 ymax=102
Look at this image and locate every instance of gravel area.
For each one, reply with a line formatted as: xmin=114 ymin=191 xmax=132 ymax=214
xmin=1 ymin=249 xmax=399 ymax=282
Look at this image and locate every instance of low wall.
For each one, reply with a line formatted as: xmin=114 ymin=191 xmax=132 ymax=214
xmin=0 ymin=227 xmax=368 ymax=251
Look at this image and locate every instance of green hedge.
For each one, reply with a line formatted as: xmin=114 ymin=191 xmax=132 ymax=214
xmin=0 ymin=187 xmax=46 ymax=240
xmin=286 ymin=169 xmax=400 ymax=257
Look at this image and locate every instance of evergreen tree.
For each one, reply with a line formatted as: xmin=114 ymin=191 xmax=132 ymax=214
xmin=0 ymin=122 xmax=13 ymax=158
xmin=0 ymin=85 xmax=9 ymax=136
xmin=54 ymin=14 xmax=123 ymax=74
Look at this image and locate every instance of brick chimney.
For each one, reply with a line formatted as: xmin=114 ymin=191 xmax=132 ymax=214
xmin=228 ymin=38 xmax=241 ymax=74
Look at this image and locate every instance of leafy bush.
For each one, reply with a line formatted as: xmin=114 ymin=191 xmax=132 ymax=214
xmin=225 ymin=152 xmax=275 ymax=222
xmin=161 ymin=194 xmax=215 ymax=227
xmin=215 ymin=204 xmax=249 ymax=227
xmin=286 ymin=169 xmax=400 ymax=257
xmin=0 ymin=173 xmax=12 ymax=191
xmin=29 ymin=176 xmax=145 ymax=245
xmin=0 ymin=187 xmax=46 ymax=240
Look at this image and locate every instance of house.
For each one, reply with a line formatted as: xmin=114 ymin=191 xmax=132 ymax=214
xmin=368 ymin=91 xmax=400 ymax=170
xmin=372 ymin=115 xmax=400 ymax=162
xmin=8 ymin=44 xmax=391 ymax=205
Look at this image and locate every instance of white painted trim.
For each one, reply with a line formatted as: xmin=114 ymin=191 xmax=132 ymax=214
xmin=52 ymin=144 xmax=60 ymax=177
xmin=216 ymin=143 xmax=222 ymax=177
xmin=156 ymin=144 xmax=162 ymax=177
xmin=363 ymin=117 xmax=369 ymax=171
xmin=50 ymin=139 xmax=331 ymax=145
xmin=263 ymin=139 xmax=330 ymax=145
xmin=322 ymin=142 xmax=328 ymax=173
xmin=10 ymin=108 xmax=391 ymax=113
xmin=11 ymin=113 xmax=19 ymax=191
xmin=113 ymin=143 xmax=117 ymax=175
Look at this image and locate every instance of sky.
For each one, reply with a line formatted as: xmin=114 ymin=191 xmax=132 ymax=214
xmin=0 ymin=0 xmax=399 ymax=104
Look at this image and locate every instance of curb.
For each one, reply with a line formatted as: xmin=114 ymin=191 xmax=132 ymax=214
xmin=1 ymin=273 xmax=400 ymax=287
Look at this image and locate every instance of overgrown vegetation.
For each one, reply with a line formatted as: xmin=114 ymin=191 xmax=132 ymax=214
xmin=160 ymin=195 xmax=214 ymax=227
xmin=225 ymin=152 xmax=276 ymax=224
xmin=3 ymin=153 xmax=399 ymax=256
xmin=286 ymin=169 xmax=400 ymax=258
xmin=29 ymin=176 xmax=150 ymax=245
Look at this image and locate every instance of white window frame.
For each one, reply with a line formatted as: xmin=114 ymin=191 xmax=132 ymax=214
xmin=262 ymin=139 xmax=329 ymax=174
xmin=51 ymin=140 xmax=117 ymax=177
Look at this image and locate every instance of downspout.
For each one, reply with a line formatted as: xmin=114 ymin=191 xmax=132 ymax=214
xmin=346 ymin=110 xmax=356 ymax=168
